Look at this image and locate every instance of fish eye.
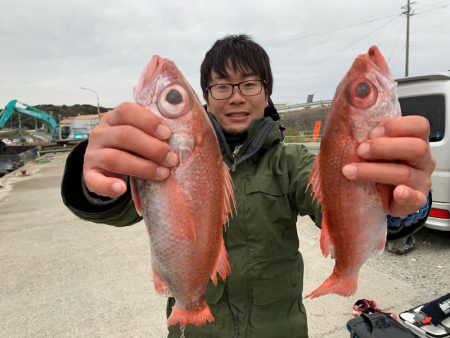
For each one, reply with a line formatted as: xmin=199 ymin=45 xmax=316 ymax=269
xmin=157 ymin=84 xmax=192 ymax=119
xmin=355 ymin=82 xmax=371 ymax=98
xmin=347 ymin=78 xmax=378 ymax=109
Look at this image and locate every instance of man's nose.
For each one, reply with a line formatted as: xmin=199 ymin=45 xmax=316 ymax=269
xmin=229 ymin=85 xmax=245 ymax=102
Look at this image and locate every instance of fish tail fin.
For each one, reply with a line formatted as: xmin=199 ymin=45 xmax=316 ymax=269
xmin=167 ymin=302 xmax=214 ymax=327
xmin=305 ymin=269 xmax=358 ymax=298
xmin=211 ymin=236 xmax=230 ymax=286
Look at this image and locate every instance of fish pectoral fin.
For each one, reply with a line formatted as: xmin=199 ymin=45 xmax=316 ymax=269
xmin=130 ymin=177 xmax=143 ymax=216
xmin=152 ymin=265 xmax=171 ymax=296
xmin=376 ymin=183 xmax=393 ymax=214
xmin=374 ymin=221 xmax=387 ymax=255
xmin=319 ymin=211 xmax=335 ymax=258
xmin=210 ymin=236 xmax=230 ymax=286
xmin=163 ymin=175 xmax=196 ymax=241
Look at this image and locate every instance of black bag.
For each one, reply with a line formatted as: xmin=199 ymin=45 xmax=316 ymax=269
xmin=399 ymin=293 xmax=450 ymax=338
xmin=347 ymin=312 xmax=421 ymax=338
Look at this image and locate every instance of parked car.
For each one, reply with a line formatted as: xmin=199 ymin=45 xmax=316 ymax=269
xmin=396 ymin=72 xmax=450 ymax=231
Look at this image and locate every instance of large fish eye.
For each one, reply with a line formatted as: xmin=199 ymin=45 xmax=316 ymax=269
xmin=347 ymin=78 xmax=378 ymax=109
xmin=355 ymin=82 xmax=371 ymax=98
xmin=157 ymin=84 xmax=192 ymax=119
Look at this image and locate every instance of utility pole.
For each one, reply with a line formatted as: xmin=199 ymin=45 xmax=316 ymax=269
xmin=402 ymin=0 xmax=415 ymax=77
xmin=80 ymin=87 xmax=101 ymax=124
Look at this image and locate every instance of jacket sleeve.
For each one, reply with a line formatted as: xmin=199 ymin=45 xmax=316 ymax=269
xmin=386 ymin=191 xmax=432 ymax=241
xmin=283 ymin=143 xmax=431 ymax=239
xmin=60 ymin=141 xmax=142 ymax=227
xmin=285 ymin=144 xmax=322 ymax=228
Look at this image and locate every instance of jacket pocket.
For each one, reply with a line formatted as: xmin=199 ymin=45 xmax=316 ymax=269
xmin=245 ymin=174 xmax=287 ymax=197
xmin=252 ymin=270 xmax=301 ymax=305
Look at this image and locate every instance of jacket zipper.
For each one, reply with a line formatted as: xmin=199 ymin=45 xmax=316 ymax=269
xmin=230 ymin=145 xmax=243 ymax=172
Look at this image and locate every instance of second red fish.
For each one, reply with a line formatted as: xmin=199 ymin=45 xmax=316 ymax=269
xmin=306 ymin=46 xmax=401 ymax=298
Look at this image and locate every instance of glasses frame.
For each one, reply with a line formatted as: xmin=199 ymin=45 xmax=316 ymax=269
xmin=206 ymin=79 xmax=267 ymax=100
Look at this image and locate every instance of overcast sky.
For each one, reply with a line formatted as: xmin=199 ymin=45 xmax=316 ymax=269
xmin=1 ymin=0 xmax=449 ymax=109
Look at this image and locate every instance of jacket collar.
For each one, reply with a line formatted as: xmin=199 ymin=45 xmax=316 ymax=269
xmin=208 ymin=114 xmax=284 ymax=169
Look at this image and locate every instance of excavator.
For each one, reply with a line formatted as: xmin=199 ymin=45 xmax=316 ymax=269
xmin=0 ymin=99 xmax=88 ymax=143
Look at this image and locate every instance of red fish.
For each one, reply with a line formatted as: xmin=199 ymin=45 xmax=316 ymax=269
xmin=130 ymin=55 xmax=234 ymax=326
xmin=306 ymin=46 xmax=401 ymax=298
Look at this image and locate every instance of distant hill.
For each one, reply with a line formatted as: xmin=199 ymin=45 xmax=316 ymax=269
xmin=0 ymin=104 xmax=111 ymax=130
xmin=1 ymin=102 xmax=330 ymax=139
xmin=35 ymin=104 xmax=111 ymax=123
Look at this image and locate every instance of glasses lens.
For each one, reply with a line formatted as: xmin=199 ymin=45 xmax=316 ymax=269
xmin=211 ymin=84 xmax=232 ymax=100
xmin=239 ymin=80 xmax=262 ymax=96
xmin=209 ymin=80 xmax=264 ymax=100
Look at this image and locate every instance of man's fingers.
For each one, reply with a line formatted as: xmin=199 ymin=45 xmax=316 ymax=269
xmin=371 ymin=115 xmax=430 ymax=141
xmin=85 ymin=148 xmax=172 ymax=182
xmin=89 ymin=125 xmax=178 ymax=167
xmin=389 ymin=185 xmax=428 ymax=218
xmin=83 ymin=170 xmax=127 ymax=197
xmin=356 ymin=137 xmax=432 ymax=170
xmin=102 ymin=102 xmax=172 ymax=140
xmin=342 ymin=162 xmax=432 ymax=194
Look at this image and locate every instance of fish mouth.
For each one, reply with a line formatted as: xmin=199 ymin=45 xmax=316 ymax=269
xmin=134 ymin=55 xmax=162 ymax=104
xmin=367 ymin=46 xmax=390 ymax=76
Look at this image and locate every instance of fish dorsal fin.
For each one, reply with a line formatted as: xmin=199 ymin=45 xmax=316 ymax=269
xmin=308 ymin=155 xmax=323 ymax=204
xmin=222 ymin=162 xmax=236 ymax=228
xmin=210 ymin=235 xmax=230 ymax=286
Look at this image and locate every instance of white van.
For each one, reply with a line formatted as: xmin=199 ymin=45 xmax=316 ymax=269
xmin=396 ymin=73 xmax=450 ymax=231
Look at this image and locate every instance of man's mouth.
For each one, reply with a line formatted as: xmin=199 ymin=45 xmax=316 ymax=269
xmin=225 ymin=112 xmax=250 ymax=118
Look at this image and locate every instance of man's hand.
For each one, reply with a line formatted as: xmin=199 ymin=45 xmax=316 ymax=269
xmin=83 ymin=102 xmax=179 ymax=198
xmin=342 ymin=115 xmax=436 ymax=218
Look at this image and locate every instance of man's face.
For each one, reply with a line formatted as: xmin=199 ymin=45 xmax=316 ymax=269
xmin=205 ymin=64 xmax=268 ymax=135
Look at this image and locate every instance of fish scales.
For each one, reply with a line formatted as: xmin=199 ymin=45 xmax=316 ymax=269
xmin=306 ymin=46 xmax=401 ymax=298
xmin=130 ymin=55 xmax=234 ymax=326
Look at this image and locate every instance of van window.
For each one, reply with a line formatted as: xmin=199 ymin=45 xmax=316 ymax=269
xmin=399 ymin=95 xmax=445 ymax=142
xmin=60 ymin=125 xmax=71 ymax=139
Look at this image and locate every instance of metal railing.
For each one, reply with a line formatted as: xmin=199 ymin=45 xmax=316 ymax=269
xmin=277 ymin=100 xmax=332 ymax=113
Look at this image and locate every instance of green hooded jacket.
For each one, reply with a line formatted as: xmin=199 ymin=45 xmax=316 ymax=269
xmin=62 ymin=116 xmax=321 ymax=338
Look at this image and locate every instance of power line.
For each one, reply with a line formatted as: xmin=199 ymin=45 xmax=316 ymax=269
xmin=262 ymin=10 xmax=401 ymax=46
xmin=338 ymin=14 xmax=403 ymax=52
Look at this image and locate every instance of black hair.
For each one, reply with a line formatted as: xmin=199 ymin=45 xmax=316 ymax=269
xmin=200 ymin=34 xmax=273 ymax=100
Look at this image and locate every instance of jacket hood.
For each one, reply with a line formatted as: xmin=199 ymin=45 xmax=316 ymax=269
xmin=264 ymin=97 xmax=280 ymax=121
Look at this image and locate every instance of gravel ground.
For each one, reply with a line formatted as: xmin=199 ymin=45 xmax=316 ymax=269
xmin=1 ymin=154 xmax=449 ymax=338
xmin=366 ymin=227 xmax=450 ymax=304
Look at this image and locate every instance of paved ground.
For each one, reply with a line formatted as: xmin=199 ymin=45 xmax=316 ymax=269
xmin=0 ymin=153 xmax=449 ymax=338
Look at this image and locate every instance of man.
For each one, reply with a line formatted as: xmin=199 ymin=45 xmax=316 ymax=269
xmin=62 ymin=35 xmax=435 ymax=337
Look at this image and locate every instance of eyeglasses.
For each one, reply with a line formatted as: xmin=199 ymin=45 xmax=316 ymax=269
xmin=206 ymin=80 xmax=266 ymax=100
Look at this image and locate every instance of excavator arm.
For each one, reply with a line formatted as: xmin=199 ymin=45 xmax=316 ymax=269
xmin=0 ymin=100 xmax=58 ymax=133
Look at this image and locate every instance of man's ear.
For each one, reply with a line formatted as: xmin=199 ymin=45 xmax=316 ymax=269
xmin=203 ymin=94 xmax=210 ymax=112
